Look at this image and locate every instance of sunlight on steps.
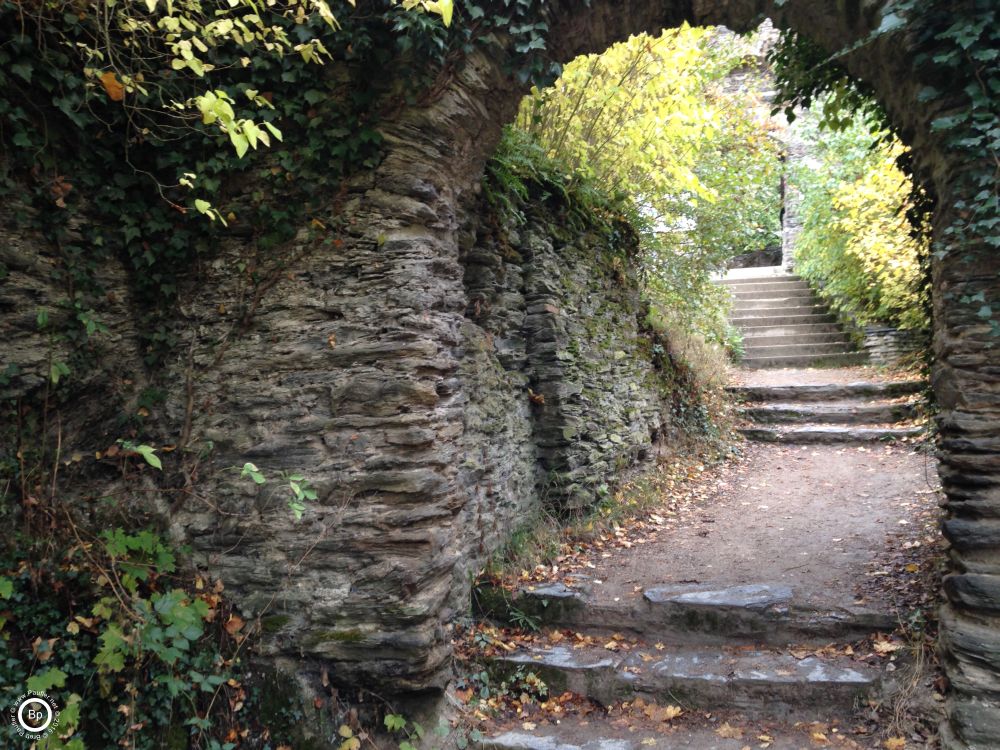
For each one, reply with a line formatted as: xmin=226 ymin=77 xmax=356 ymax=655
xmin=719 ymin=266 xmax=867 ymax=369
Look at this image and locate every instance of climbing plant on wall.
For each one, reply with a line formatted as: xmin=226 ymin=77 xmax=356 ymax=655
xmin=769 ymin=0 xmax=999 ymax=336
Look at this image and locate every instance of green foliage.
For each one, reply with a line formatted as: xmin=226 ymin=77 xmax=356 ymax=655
xmin=766 ymin=29 xmax=888 ymax=133
xmin=0 ymin=527 xmax=302 ymax=749
xmin=770 ymin=1 xmax=999 ymax=335
xmin=240 ymin=461 xmax=317 ymax=520
xmin=792 ymin=111 xmax=930 ymax=332
xmin=514 ymin=27 xmax=782 ymax=344
xmin=0 ymin=0 xmax=461 ymax=379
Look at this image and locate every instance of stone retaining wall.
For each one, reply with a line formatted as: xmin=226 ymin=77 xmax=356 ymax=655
xmin=862 ymin=326 xmax=926 ymax=366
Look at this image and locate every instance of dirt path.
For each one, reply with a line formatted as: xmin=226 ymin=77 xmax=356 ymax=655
xmin=471 ymin=365 xmax=945 ymax=749
xmin=585 ymin=442 xmax=941 ymax=618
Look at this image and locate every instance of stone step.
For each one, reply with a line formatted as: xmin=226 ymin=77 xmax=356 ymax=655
xmin=730 ymin=313 xmax=836 ymax=327
xmin=496 ymin=644 xmax=881 ymax=720
xmin=502 ymin=582 xmax=893 ymax=647
xmin=728 ymin=381 xmax=925 ymax=403
xmin=730 ymin=288 xmax=814 ymax=301
xmin=739 ymin=323 xmax=844 ymax=338
xmin=738 ymin=352 xmax=868 ymax=369
xmin=742 ymin=331 xmax=850 ymax=347
xmin=742 ymin=342 xmax=857 ymax=358
xmin=719 ymin=271 xmax=799 ymax=286
xmin=740 ymin=400 xmax=919 ymax=425
xmin=723 ymin=279 xmax=811 ymax=294
xmin=739 ymin=424 xmax=925 ymax=444
xmin=731 ymin=299 xmax=822 ymax=312
xmin=482 ymin=720 xmax=853 ymax=750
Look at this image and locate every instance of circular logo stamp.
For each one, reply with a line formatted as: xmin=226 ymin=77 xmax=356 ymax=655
xmin=8 ymin=692 xmax=60 ymax=741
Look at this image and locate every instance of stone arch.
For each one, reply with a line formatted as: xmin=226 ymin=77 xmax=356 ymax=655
xmin=155 ymin=2 xmax=995 ymax=747
xmin=342 ymin=0 xmax=1000 ymax=748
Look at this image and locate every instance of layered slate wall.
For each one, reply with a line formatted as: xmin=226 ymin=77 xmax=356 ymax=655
xmin=3 ymin=1 xmax=1000 ymax=746
xmin=1 ymin=148 xmax=673 ymax=697
xmin=461 ymin=204 xmax=667 ymax=514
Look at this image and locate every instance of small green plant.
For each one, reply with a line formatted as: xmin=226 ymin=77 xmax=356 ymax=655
xmin=241 ymin=462 xmax=317 ymax=520
xmin=509 ymin=605 xmax=542 ymax=631
xmin=0 ymin=527 xmax=268 ymax=749
xmin=118 ymin=440 xmax=163 ymax=469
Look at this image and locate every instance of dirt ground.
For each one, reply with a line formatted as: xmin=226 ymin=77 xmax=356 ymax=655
xmin=584 ymin=443 xmax=942 ymax=618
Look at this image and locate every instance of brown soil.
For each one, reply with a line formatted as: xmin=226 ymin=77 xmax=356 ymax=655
xmin=583 ymin=442 xmax=943 ymax=619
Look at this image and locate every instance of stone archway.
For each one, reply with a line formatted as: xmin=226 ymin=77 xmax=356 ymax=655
xmin=309 ymin=1 xmax=994 ymax=744
xmin=1 ymin=1 xmax=995 ymax=746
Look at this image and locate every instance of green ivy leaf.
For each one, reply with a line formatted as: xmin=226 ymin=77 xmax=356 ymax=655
xmin=27 ymin=667 xmax=68 ymax=693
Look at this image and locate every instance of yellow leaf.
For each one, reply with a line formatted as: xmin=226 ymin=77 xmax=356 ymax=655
xmin=715 ymin=722 xmax=743 ymax=739
xmin=337 ymin=725 xmax=353 ymax=739
xmin=883 ymin=739 xmax=906 ymax=750
xmin=873 ymin=638 xmax=903 ymax=655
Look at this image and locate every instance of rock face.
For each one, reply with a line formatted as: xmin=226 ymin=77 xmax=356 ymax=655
xmin=2 ymin=0 xmax=999 ymax=746
xmin=461 ymin=211 xmax=667 ymax=513
xmin=169 ymin=172 xmax=674 ymax=693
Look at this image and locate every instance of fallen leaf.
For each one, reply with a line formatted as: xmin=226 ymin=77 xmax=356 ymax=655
xmin=883 ymin=739 xmax=905 ymax=750
xmin=224 ymin=615 xmax=245 ymax=635
xmin=100 ymin=71 xmax=125 ymax=101
xmin=716 ymin=722 xmax=743 ymax=739
xmin=873 ymin=639 xmax=902 ymax=655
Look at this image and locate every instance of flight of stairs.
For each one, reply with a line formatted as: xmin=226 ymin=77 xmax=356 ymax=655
xmin=721 ymin=268 xmax=867 ymax=369
xmin=730 ymin=380 xmax=926 ymax=444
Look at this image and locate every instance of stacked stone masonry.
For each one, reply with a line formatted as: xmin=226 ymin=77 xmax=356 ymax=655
xmin=2 ymin=1 xmax=999 ymax=747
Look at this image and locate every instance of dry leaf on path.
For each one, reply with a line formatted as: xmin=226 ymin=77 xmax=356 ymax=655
xmin=716 ymin=722 xmax=743 ymax=739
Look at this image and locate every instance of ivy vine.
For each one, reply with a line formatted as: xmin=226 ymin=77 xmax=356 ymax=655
xmin=769 ymin=0 xmax=999 ymax=336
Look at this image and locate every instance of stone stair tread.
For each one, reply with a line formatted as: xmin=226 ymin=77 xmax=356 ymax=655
xmin=508 ymin=581 xmax=894 ymax=645
xmin=743 ymin=343 xmax=857 ymax=356
xmin=482 ymin=721 xmax=850 ymax=750
xmin=739 ymin=401 xmax=918 ymax=426
xmin=731 ymin=315 xmax=836 ymax=326
xmin=731 ymin=304 xmax=828 ymax=313
xmin=717 ymin=268 xmax=797 ymax=283
xmin=497 ymin=643 xmax=880 ymax=718
xmin=743 ymin=333 xmax=849 ymax=345
xmin=728 ymin=381 xmax=924 ymax=402
xmin=739 ymin=353 xmax=869 ymax=369
xmin=739 ymin=424 xmax=924 ymax=444
xmin=741 ymin=323 xmax=843 ymax=335
xmin=731 ymin=291 xmax=815 ymax=301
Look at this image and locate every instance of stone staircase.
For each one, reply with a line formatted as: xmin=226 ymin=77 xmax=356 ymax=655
xmin=732 ymin=380 xmax=926 ymax=444
xmin=478 ymin=577 xmax=898 ymax=749
xmin=722 ymin=268 xmax=867 ymax=369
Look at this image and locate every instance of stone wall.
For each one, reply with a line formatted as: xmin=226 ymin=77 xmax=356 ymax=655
xmin=461 ymin=202 xmax=668 ymax=514
xmin=862 ymin=326 xmax=926 ymax=366
xmin=1 ymin=139 xmax=673 ymax=703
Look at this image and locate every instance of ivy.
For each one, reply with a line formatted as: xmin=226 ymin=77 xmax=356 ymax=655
xmin=769 ymin=0 xmax=1000 ymax=335
xmin=0 ymin=528 xmax=292 ymax=749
